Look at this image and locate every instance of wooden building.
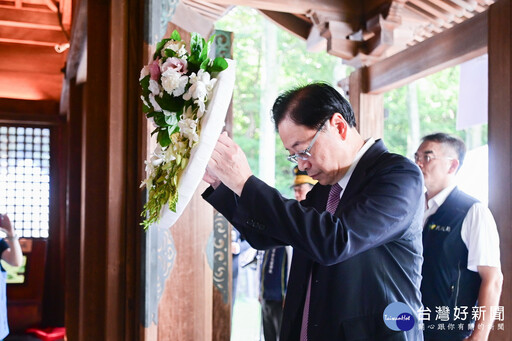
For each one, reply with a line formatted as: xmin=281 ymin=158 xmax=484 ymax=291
xmin=0 ymin=0 xmax=510 ymax=340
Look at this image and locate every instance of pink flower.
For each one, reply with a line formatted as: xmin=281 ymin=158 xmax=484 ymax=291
xmin=161 ymin=57 xmax=188 ymax=74
xmin=149 ymin=59 xmax=161 ymax=80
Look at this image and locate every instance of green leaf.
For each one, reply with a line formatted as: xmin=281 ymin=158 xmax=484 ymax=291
xmin=209 ymin=57 xmax=228 ymax=72
xmin=207 ymin=34 xmax=216 ymax=47
xmin=142 ymin=102 xmax=152 ymax=113
xmin=154 ymin=92 xmax=185 ymax=112
xmin=157 ymin=129 xmax=171 ymax=147
xmin=171 ymin=30 xmax=181 ymax=41
xmin=140 ymin=75 xmax=150 ymax=93
xmin=200 ymin=58 xmax=210 ymax=70
xmin=199 ymin=37 xmax=209 ymax=62
xmin=168 ymin=192 xmax=178 ymax=212
xmin=153 ymin=38 xmax=171 ymax=60
xmin=153 ymin=112 xmax=167 ymax=127
xmin=190 ymin=33 xmax=203 ymax=55
xmin=163 ymin=49 xmax=177 ymax=58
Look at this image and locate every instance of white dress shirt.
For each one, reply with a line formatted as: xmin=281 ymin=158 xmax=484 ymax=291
xmin=424 ymin=185 xmax=501 ymax=272
xmin=337 ymin=137 xmax=376 ymax=199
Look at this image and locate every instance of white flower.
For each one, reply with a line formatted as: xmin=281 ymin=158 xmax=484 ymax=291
xmin=195 ymin=99 xmax=206 ymax=115
xmin=161 ymin=57 xmax=188 ymax=74
xmin=164 ymin=133 xmax=186 ymax=161
xmin=148 ymin=79 xmax=161 ymax=96
xmin=162 ymin=40 xmax=187 ymax=58
xmin=148 ymin=94 xmax=162 ymax=112
xmin=183 ymin=70 xmax=216 ymax=103
xmin=139 ymin=65 xmax=150 ymax=81
xmin=140 ymin=95 xmax=150 ymax=108
xmin=178 ymin=118 xmax=199 ymax=147
xmin=177 ymin=46 xmax=188 ymax=58
xmin=161 ymin=69 xmax=188 ymax=97
xmin=182 ymin=105 xmax=196 ymax=120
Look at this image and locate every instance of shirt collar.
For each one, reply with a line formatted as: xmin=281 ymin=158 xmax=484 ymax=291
xmin=337 ymin=137 xmax=376 ymax=197
xmin=426 ymin=184 xmax=456 ymax=210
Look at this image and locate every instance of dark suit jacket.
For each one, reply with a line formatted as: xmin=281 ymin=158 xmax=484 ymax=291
xmin=203 ymin=139 xmax=424 ymax=340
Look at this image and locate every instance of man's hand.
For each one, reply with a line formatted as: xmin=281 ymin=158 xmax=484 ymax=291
xmin=203 ymin=166 xmax=221 ymax=189
xmin=208 ymin=132 xmax=253 ymax=196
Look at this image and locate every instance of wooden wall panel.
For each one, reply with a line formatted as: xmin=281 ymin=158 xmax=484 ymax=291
xmin=157 ymin=183 xmax=213 ymax=341
xmin=488 ymin=0 xmax=511 ymax=340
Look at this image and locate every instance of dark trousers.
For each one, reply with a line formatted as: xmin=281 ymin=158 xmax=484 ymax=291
xmin=261 ymin=299 xmax=283 ymax=341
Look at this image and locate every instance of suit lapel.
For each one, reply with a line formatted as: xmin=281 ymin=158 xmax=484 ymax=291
xmin=339 ymin=139 xmax=388 ymax=204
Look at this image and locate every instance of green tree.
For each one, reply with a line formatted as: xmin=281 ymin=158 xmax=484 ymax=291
xmin=384 ymin=65 xmax=487 ymax=158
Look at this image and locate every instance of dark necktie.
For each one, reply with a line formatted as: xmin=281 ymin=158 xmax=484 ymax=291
xmin=300 ymin=183 xmax=342 ymax=340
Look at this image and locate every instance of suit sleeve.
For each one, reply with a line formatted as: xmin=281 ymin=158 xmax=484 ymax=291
xmin=228 ymin=157 xmax=424 ymax=266
xmin=202 ymin=183 xmax=288 ymax=250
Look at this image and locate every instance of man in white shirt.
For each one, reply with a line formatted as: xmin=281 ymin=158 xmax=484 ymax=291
xmin=415 ymin=133 xmax=502 ymax=341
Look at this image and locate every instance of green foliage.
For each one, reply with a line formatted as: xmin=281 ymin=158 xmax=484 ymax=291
xmin=383 ymin=66 xmax=488 ymax=157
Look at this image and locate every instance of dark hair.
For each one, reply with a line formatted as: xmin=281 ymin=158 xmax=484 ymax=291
xmin=271 ymin=82 xmax=356 ymax=131
xmin=421 ymin=133 xmax=466 ymax=168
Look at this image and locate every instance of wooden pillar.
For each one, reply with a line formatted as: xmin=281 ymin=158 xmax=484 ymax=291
xmin=488 ymin=0 xmax=511 ymax=340
xmin=63 ymin=0 xmax=145 ymax=339
xmin=349 ymin=67 xmax=384 ymax=139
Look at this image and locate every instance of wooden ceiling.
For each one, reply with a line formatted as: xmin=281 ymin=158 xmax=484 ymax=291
xmin=184 ymin=0 xmax=495 ymax=67
xmin=0 ymin=0 xmax=72 ymax=101
xmin=0 ymin=0 xmax=495 ymax=102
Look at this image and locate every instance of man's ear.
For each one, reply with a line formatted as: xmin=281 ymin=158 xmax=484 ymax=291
xmin=448 ymin=158 xmax=460 ymax=174
xmin=331 ymin=113 xmax=348 ymax=140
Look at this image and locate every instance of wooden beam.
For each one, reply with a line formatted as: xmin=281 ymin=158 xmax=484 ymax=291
xmin=43 ymin=0 xmax=58 ymax=12
xmin=259 ymin=10 xmax=311 ymax=40
xmin=0 ymin=43 xmax=66 ymax=73
xmin=0 ymin=6 xmax=61 ymax=30
xmin=0 ymin=70 xmax=63 ymax=100
xmin=0 ymin=97 xmax=60 ymax=125
xmin=195 ymin=0 xmax=360 ymax=19
xmin=366 ymin=10 xmax=487 ymax=93
xmin=0 ymin=25 xmax=68 ymax=45
xmin=488 ymin=1 xmax=511 ymax=340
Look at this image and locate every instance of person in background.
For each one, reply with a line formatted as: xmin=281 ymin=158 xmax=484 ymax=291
xmin=415 ymin=133 xmax=502 ymax=341
xmin=0 ymin=214 xmax=23 ymax=340
xmin=259 ymin=166 xmax=317 ymax=341
xmin=231 ymin=228 xmax=251 ymax=310
xmin=203 ymin=82 xmax=424 ymax=340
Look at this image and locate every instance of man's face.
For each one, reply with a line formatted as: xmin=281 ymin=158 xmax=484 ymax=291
xmin=278 ymin=115 xmax=349 ymax=186
xmin=294 ymin=183 xmax=312 ymax=201
xmin=415 ymin=141 xmax=457 ymax=193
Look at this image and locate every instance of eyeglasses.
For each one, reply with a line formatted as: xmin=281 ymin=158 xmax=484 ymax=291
xmin=287 ymin=120 xmax=327 ymax=164
xmin=414 ymin=153 xmax=453 ymax=164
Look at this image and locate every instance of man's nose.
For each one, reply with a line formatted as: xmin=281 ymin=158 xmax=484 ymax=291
xmin=297 ymin=159 xmax=310 ymax=172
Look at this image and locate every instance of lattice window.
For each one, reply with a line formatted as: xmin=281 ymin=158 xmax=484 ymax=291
xmin=0 ymin=126 xmax=51 ymax=238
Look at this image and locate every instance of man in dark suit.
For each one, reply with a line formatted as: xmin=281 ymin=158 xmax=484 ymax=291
xmin=202 ymin=82 xmax=424 ymax=340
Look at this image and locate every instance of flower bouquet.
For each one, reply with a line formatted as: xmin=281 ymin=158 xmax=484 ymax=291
xmin=140 ymin=30 xmax=235 ymax=229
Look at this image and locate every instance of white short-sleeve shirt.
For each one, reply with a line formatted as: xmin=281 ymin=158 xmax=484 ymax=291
xmin=424 ymin=185 xmax=501 ymax=272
